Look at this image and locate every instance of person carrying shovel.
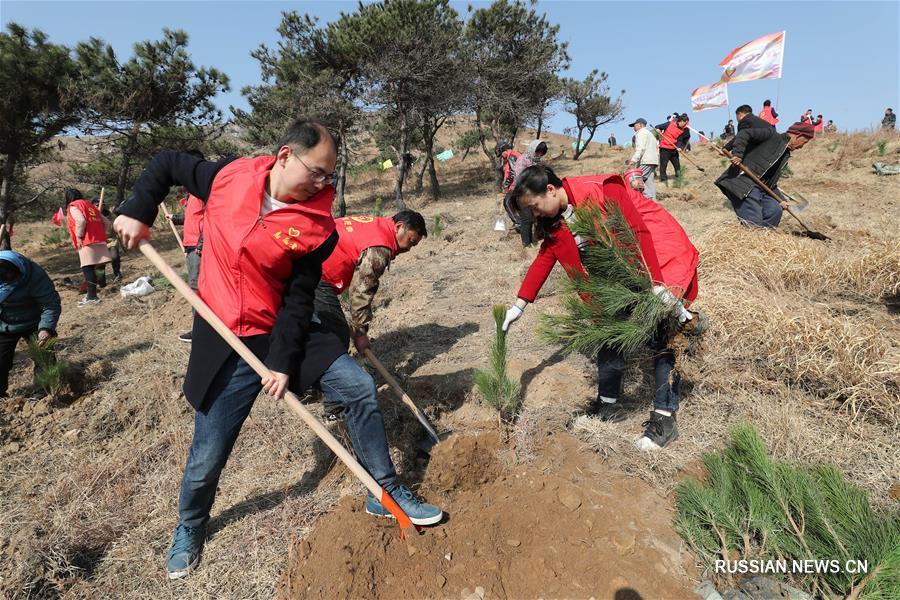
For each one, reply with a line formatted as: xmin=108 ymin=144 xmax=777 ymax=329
xmin=114 ymin=118 xmax=442 ymax=581
xmin=715 ymin=120 xmax=815 ymax=229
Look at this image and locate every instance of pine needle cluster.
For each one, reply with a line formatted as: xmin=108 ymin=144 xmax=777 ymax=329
xmin=674 ymin=423 xmax=899 ymax=598
xmin=25 ymin=337 xmax=74 ymax=397
xmin=538 ymin=201 xmax=671 ymax=355
xmin=474 ymin=304 xmax=521 ymax=419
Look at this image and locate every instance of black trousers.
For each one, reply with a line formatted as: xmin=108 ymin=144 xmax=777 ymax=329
xmin=659 ymin=148 xmax=681 ymax=181
xmin=81 ymin=266 xmax=99 ymax=299
xmin=0 ymin=329 xmax=36 ymax=397
xmin=518 ymin=207 xmax=535 ymax=246
xmin=314 ymin=281 xmax=351 ymax=350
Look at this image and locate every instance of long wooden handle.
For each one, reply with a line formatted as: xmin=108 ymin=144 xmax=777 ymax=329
xmin=98 ymin=187 xmax=104 ymax=212
xmin=138 ymin=241 xmax=413 ymax=531
xmin=364 ymin=348 xmax=441 ymax=444
xmin=159 ymin=203 xmax=186 ymax=253
xmin=678 ymin=149 xmax=705 ymax=172
xmin=714 ymin=146 xmax=813 ymax=232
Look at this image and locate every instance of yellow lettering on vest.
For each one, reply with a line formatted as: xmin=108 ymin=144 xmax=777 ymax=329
xmin=351 ymin=216 xmax=375 ymax=223
xmin=274 ymin=231 xmax=282 ymax=239
xmin=288 ymin=227 xmax=300 ymax=237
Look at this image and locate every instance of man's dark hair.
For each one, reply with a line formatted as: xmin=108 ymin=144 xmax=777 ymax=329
xmin=64 ymin=188 xmax=83 ymax=204
xmin=763 ymin=99 xmax=772 ymax=107
xmin=392 ymin=210 xmax=427 ymax=237
xmin=275 ymin=118 xmax=335 ymax=155
xmin=735 ymin=104 xmax=753 ymax=115
xmin=495 ymin=140 xmax=512 ymax=156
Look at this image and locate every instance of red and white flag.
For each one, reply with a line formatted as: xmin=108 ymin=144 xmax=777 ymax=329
xmin=691 ymin=82 xmax=729 ymax=112
xmin=51 ymin=207 xmax=64 ymax=227
xmin=720 ymin=31 xmax=786 ymax=83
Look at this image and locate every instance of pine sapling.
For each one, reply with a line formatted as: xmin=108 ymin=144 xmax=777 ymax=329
xmin=538 ymin=201 xmax=673 ymax=356
xmin=474 ymin=304 xmax=521 ymax=420
xmin=25 ymin=337 xmax=73 ymax=397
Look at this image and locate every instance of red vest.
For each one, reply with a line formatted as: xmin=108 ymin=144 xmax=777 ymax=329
xmin=182 ymin=194 xmax=205 ymax=247
xmin=659 ymin=122 xmax=686 ymax=150
xmin=760 ymin=106 xmax=779 ymax=125
xmin=517 ymin=175 xmax=698 ymax=304
xmin=321 ymin=216 xmax=398 ymax=291
xmin=66 ymin=199 xmax=107 ymax=248
xmin=197 ymin=156 xmax=336 ymax=337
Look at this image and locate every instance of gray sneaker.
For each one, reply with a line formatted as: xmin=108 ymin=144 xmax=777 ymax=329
xmin=365 ymin=484 xmax=443 ymax=526
xmin=165 ymin=524 xmax=205 ymax=579
xmin=77 ymin=296 xmax=100 ymax=307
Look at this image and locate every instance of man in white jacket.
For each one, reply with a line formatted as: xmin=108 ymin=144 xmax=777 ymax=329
xmin=628 ymin=118 xmax=660 ymax=201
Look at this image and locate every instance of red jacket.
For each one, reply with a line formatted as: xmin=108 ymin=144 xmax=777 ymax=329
xmin=517 ymin=175 xmax=698 ymax=304
xmin=182 ymin=194 xmax=205 ymax=247
xmin=659 ymin=122 xmax=687 ymax=150
xmin=197 ymin=156 xmax=336 ymax=337
xmin=321 ymin=216 xmax=398 ymax=291
xmin=66 ymin=199 xmax=107 ymax=248
xmin=502 ymin=149 xmax=521 ymax=190
xmin=760 ymin=106 xmax=779 ymax=125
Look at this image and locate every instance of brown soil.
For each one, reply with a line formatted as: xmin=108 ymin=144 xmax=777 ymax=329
xmin=278 ymin=432 xmax=696 ymax=599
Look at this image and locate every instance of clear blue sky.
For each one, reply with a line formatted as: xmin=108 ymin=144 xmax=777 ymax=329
xmin=3 ymin=1 xmax=898 ymax=144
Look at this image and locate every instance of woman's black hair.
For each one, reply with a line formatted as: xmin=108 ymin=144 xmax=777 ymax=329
xmin=535 ymin=141 xmax=548 ymax=156
xmin=509 ymin=165 xmax=564 ymax=240
xmin=64 ymin=188 xmax=83 ymax=204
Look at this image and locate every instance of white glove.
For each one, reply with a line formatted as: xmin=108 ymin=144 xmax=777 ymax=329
xmin=653 ymin=285 xmax=693 ymax=323
xmin=502 ymin=304 xmax=524 ymax=332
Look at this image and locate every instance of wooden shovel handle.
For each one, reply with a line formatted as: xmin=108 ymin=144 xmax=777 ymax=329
xmin=159 ymin=203 xmax=186 ymax=253
xmin=138 ymin=241 xmax=414 ymax=532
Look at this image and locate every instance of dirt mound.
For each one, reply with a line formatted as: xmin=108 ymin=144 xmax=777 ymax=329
xmin=277 ymin=433 xmax=696 ymax=599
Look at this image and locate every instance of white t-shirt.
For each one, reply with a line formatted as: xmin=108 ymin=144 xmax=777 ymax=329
xmin=261 ymin=191 xmax=289 ymax=216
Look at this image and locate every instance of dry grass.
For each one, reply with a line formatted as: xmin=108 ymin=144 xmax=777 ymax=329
xmin=2 ymin=129 xmax=899 ymax=598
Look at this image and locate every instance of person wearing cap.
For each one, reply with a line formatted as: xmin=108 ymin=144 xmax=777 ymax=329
xmin=0 ymin=251 xmax=61 ymax=398
xmin=499 ymin=165 xmax=701 ymax=450
xmin=627 ymin=118 xmax=659 ymax=201
xmin=715 ymin=121 xmax=815 ymax=228
xmin=882 ymin=108 xmax=896 ymax=130
xmin=654 ymin=114 xmax=691 ymax=183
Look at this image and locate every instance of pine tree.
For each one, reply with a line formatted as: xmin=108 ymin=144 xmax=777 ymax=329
xmin=538 ymin=201 xmax=672 ymax=356
xmin=674 ymin=423 xmax=900 ymax=598
xmin=474 ymin=304 xmax=521 ymax=420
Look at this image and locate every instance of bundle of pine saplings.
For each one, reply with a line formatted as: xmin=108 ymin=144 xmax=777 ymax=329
xmin=675 ymin=423 xmax=899 ymax=599
xmin=539 ymin=201 xmax=672 ymax=355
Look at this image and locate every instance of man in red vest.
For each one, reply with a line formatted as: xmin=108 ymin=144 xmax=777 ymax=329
xmin=759 ymin=99 xmax=779 ymax=126
xmin=654 ymin=113 xmax=691 ymax=182
xmin=114 ymin=118 xmax=442 ymax=580
xmin=316 ymin=211 xmax=427 ymax=354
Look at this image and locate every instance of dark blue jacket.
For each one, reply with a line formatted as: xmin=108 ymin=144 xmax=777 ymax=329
xmin=0 ymin=251 xmax=61 ymax=336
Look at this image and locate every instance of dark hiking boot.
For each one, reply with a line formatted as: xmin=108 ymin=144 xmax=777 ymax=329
xmin=587 ymin=400 xmax=628 ymax=422
xmin=635 ymin=411 xmax=679 ymax=450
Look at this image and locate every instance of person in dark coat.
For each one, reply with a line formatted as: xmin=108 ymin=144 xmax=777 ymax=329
xmin=0 ymin=251 xmax=61 ymax=397
xmin=716 ymin=121 xmax=815 ymax=228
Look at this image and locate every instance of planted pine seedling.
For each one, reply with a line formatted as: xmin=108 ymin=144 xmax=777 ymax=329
xmin=474 ymin=304 xmax=521 ymax=420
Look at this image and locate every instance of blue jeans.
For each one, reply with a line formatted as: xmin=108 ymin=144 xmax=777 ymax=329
xmin=729 ymin=186 xmax=783 ymax=228
xmin=595 ymin=323 xmax=680 ymax=412
xmin=177 ymin=352 xmax=397 ymax=529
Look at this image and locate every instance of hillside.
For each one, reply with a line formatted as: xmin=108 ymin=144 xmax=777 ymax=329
xmin=1 ymin=130 xmax=898 ymax=598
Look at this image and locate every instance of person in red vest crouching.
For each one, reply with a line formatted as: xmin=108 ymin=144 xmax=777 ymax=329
xmin=500 ymin=165 xmax=703 ymax=451
xmin=114 ymin=118 xmax=442 ymax=580
xmin=314 ymin=210 xmax=426 ymax=418
xmin=65 ymin=188 xmax=112 ymax=306
xmin=759 ymin=99 xmax=779 ymax=126
xmin=654 ymin=113 xmax=691 ymax=183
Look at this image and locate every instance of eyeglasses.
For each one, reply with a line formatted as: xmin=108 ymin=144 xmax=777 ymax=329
xmin=295 ymin=155 xmax=335 ymax=184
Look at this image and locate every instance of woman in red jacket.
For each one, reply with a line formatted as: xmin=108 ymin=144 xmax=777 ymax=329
xmin=501 ymin=165 xmax=701 ymax=450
